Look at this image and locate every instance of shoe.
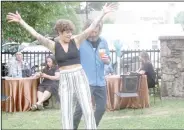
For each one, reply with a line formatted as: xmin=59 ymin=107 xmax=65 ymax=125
xmin=30 ymin=104 xmax=38 ymax=111
xmin=30 ymin=104 xmax=44 ymax=111
xmin=43 ymin=100 xmax=49 ymax=107
xmin=37 ymin=104 xmax=44 ymax=110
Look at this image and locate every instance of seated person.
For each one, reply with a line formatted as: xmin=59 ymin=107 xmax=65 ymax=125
xmin=137 ymin=51 xmax=156 ymax=88
xmin=7 ymin=52 xmax=31 ymax=77
xmin=31 ymin=55 xmax=60 ymax=111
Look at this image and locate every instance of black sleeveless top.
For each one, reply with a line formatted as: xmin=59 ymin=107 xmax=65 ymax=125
xmin=55 ymin=39 xmax=80 ymax=67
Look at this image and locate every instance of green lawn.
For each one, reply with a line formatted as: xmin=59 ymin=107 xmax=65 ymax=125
xmin=2 ymin=97 xmax=184 ymax=129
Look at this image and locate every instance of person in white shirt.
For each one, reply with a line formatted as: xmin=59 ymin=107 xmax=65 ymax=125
xmin=7 ymin=52 xmax=31 ymax=77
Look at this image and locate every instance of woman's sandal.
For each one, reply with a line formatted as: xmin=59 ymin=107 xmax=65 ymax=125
xmin=30 ymin=104 xmax=38 ymax=111
xmin=37 ymin=104 xmax=44 ymax=110
xmin=30 ymin=104 xmax=44 ymax=111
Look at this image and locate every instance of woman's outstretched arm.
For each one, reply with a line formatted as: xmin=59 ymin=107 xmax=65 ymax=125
xmin=7 ymin=11 xmax=55 ymax=53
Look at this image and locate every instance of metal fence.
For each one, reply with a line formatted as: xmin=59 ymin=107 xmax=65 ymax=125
xmin=2 ymin=51 xmax=52 ymax=76
xmin=110 ymin=49 xmax=160 ymax=74
xmin=1 ymin=49 xmax=160 ymax=76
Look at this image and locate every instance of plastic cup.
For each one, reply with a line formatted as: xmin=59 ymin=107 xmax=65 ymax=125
xmin=99 ymin=49 xmax=106 ymax=58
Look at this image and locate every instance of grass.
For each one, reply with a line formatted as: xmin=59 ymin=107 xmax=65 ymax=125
xmin=2 ymin=97 xmax=184 ymax=129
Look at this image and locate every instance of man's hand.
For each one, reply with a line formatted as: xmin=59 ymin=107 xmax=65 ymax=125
xmin=101 ymin=54 xmax=110 ymax=64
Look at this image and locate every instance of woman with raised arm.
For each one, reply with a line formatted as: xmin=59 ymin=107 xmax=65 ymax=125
xmin=7 ymin=3 xmax=115 ymax=129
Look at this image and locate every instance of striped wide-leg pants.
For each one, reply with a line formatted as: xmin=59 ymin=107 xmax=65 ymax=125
xmin=59 ymin=67 xmax=96 ymax=129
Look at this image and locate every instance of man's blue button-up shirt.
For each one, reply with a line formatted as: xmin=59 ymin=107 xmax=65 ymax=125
xmin=79 ymin=37 xmax=110 ymax=87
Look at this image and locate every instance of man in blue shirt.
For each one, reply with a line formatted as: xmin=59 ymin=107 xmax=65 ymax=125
xmin=73 ymin=19 xmax=111 ymax=129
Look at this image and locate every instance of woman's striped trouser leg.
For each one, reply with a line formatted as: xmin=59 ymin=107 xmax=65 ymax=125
xmin=59 ymin=67 xmax=96 ymax=129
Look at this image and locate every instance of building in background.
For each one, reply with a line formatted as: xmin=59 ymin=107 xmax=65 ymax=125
xmin=100 ymin=24 xmax=184 ymax=50
xmin=77 ymin=2 xmax=184 ymax=50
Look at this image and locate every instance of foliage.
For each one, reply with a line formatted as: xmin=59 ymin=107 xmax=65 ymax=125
xmin=174 ymin=11 xmax=184 ymax=30
xmin=88 ymin=2 xmax=119 ymax=11
xmin=174 ymin=11 xmax=184 ymax=24
xmin=76 ymin=2 xmax=119 ymax=14
xmin=103 ymin=18 xmax=115 ymax=24
xmin=2 ymin=2 xmax=81 ymax=43
xmin=88 ymin=2 xmax=107 ymax=11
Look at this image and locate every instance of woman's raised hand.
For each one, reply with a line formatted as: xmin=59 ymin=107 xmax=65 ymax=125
xmin=7 ymin=11 xmax=22 ymax=23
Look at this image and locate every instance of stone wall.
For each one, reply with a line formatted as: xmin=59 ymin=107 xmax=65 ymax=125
xmin=159 ymin=36 xmax=184 ymax=98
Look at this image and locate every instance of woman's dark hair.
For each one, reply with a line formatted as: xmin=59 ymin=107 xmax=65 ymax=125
xmin=140 ymin=51 xmax=150 ymax=63
xmin=42 ymin=55 xmax=58 ymax=73
xmin=140 ymin=51 xmax=151 ymax=69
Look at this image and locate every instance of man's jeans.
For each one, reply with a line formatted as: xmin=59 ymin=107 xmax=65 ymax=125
xmin=73 ymin=86 xmax=107 ymax=129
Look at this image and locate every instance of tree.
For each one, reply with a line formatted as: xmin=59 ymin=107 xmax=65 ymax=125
xmin=2 ymin=2 xmax=81 ymax=43
xmin=76 ymin=2 xmax=119 ymax=14
xmin=174 ymin=11 xmax=184 ymax=30
xmin=103 ymin=18 xmax=115 ymax=24
xmin=88 ymin=2 xmax=119 ymax=11
xmin=75 ymin=2 xmax=119 ymax=23
xmin=88 ymin=2 xmax=107 ymax=11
